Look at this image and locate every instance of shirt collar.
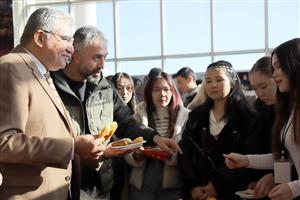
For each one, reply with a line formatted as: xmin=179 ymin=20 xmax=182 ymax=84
xmin=209 ymin=109 xmax=227 ymax=137
xmin=187 ymin=85 xmax=199 ymax=96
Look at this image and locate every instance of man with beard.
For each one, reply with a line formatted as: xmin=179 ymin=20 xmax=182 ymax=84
xmin=51 ymin=26 xmax=181 ymax=199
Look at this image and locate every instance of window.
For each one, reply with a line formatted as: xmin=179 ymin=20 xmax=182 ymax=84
xmin=71 ymin=2 xmax=96 ymax=28
xmin=96 ymin=2 xmax=115 ymax=59
xmin=102 ymin=61 xmax=115 ymax=76
xmin=118 ymin=60 xmax=161 ymax=76
xmin=16 ymin=0 xmax=300 ymax=76
xmin=213 ymin=0 xmax=265 ymax=51
xmin=70 ymin=2 xmax=115 ymax=58
xmin=268 ymin=0 xmax=300 ymax=48
xmin=163 ymin=1 xmax=211 ymax=55
xmin=164 ymin=57 xmax=211 ymax=74
xmin=118 ymin=0 xmax=161 ymax=57
xmin=27 ymin=0 xmax=67 ymax=4
xmin=215 ymin=53 xmax=265 ymax=72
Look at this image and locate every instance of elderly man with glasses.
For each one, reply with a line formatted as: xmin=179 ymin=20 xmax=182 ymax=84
xmin=0 ymin=8 xmax=105 ymax=200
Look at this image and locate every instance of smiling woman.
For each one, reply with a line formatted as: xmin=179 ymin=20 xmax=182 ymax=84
xmin=178 ymin=60 xmax=263 ymax=200
xmin=223 ymin=38 xmax=300 ymax=200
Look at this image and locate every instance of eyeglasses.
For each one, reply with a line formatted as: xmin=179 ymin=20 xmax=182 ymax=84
xmin=42 ymin=29 xmax=74 ymax=43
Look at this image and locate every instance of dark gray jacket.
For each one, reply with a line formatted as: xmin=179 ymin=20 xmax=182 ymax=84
xmin=52 ymin=70 xmax=157 ymax=142
xmin=51 ymin=70 xmax=157 ymax=196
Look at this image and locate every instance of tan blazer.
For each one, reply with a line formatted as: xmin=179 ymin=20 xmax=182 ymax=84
xmin=0 ymin=46 xmax=78 ymax=200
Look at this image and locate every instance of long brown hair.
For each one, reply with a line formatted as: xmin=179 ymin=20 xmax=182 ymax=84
xmin=144 ymin=71 xmax=183 ymax=137
xmin=271 ymin=38 xmax=300 ymax=158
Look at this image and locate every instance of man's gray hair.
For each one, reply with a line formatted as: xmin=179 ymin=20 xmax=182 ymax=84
xmin=73 ymin=26 xmax=107 ymax=51
xmin=20 ymin=7 xmax=73 ymax=45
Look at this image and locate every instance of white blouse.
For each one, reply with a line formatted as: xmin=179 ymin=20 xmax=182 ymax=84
xmin=247 ymin=113 xmax=300 ymax=198
xmin=209 ymin=109 xmax=226 ymax=138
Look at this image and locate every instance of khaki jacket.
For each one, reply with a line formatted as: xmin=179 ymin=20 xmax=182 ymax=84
xmin=0 ymin=46 xmax=78 ymax=200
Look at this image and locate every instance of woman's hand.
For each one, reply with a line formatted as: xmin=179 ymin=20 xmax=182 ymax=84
xmin=223 ymin=152 xmax=249 ymax=169
xmin=191 ymin=186 xmax=205 ymax=200
xmin=201 ymin=181 xmax=217 ymax=200
xmin=103 ymin=146 xmax=133 ymax=158
xmin=191 ymin=182 xmax=217 ymax=200
xmin=268 ymin=183 xmax=293 ymax=200
xmin=133 ymin=149 xmax=145 ymax=162
xmin=153 ymin=135 xmax=182 ymax=155
xmin=252 ymin=173 xmax=275 ymax=198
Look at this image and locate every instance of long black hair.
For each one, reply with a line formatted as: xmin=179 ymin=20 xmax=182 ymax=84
xmin=271 ymin=38 xmax=300 ymax=158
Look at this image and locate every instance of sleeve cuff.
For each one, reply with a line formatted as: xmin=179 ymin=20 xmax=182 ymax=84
xmin=124 ymin=153 xmax=145 ymax=167
xmin=165 ymin=153 xmax=177 ymax=166
xmin=247 ymin=154 xmax=274 ymax=169
xmin=288 ymin=180 xmax=300 ymax=198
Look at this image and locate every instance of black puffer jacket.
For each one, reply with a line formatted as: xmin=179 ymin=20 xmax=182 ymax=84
xmin=178 ymin=101 xmax=263 ymax=199
xmin=254 ymin=99 xmax=275 ymax=154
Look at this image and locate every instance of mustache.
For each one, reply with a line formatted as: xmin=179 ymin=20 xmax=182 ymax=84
xmin=92 ymin=68 xmax=102 ymax=74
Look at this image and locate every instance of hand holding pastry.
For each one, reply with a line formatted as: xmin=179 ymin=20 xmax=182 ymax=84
xmin=97 ymin=121 xmax=118 ymax=142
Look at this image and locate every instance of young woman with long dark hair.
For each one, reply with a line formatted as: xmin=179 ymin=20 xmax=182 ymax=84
xmin=111 ymin=72 xmax=137 ymax=114
xmin=225 ymin=38 xmax=300 ymax=200
xmin=125 ymin=71 xmax=190 ymax=200
xmin=179 ymin=60 xmax=262 ymax=200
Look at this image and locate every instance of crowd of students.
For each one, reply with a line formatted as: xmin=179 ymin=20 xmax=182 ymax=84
xmin=106 ymin=40 xmax=300 ymax=200
xmin=104 ymin=40 xmax=300 ymax=199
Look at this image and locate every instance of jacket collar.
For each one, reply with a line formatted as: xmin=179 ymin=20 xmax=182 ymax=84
xmin=13 ymin=46 xmax=65 ymax=114
xmin=12 ymin=45 xmax=75 ymax=136
xmin=51 ymin=69 xmax=77 ymax=98
xmin=52 ymin=69 xmax=112 ymax=96
xmin=12 ymin=45 xmax=38 ymax=72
